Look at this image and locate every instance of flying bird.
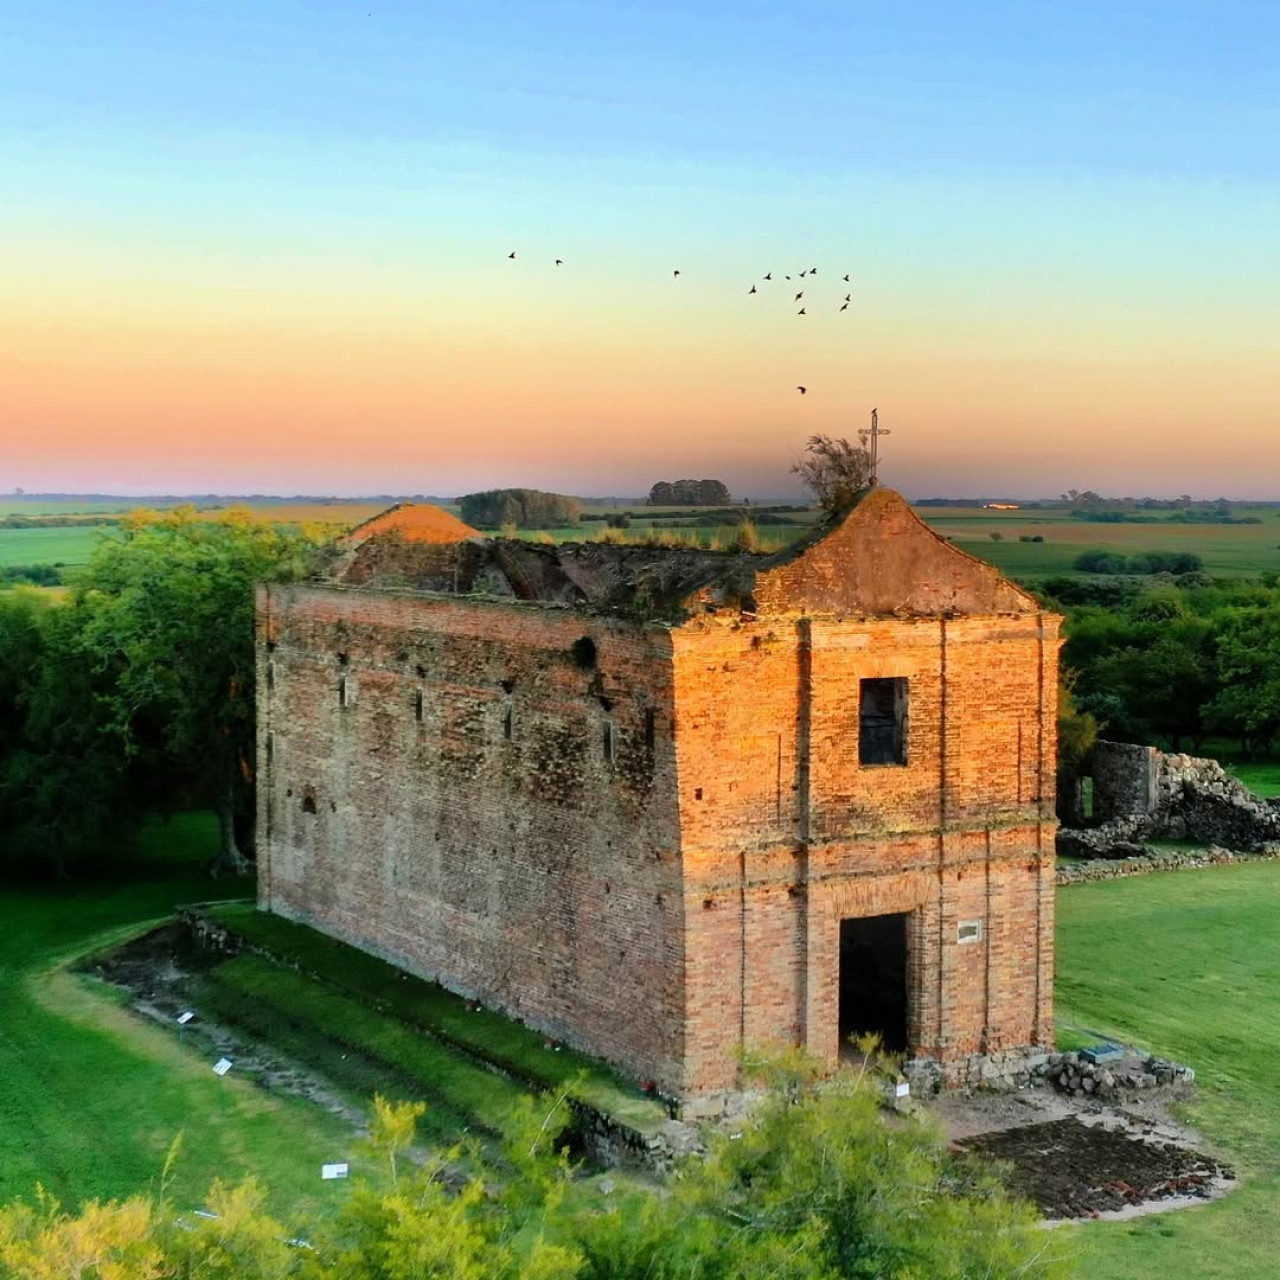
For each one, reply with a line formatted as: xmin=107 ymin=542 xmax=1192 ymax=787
xmin=844 ymin=294 xmax=851 ymax=302
xmin=673 ymin=269 xmax=680 ymax=277
xmin=794 ymin=292 xmax=803 ymax=301
xmin=843 ymin=274 xmax=850 ymax=282
xmin=555 ymin=258 xmax=563 ymax=265
xmin=799 ymin=270 xmax=808 ymax=278
xmin=839 ymin=303 xmax=848 ymax=311
xmin=748 ymin=285 xmax=757 ymax=294
xmin=796 ymin=385 xmax=807 ymax=394
xmin=763 ymin=272 xmax=772 ymax=280
xmin=785 ymin=275 xmax=791 ymax=280
xmin=797 ymin=307 xmax=806 ymax=315
xmin=507 ymin=251 xmax=516 ymax=259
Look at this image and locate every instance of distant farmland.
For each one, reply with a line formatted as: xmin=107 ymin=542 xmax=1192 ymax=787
xmin=2 ymin=496 xmax=1278 ymax=582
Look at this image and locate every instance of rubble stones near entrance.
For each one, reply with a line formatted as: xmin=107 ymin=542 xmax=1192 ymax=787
xmin=905 ymin=1046 xmax=1196 ymax=1101
xmin=1045 ymin=1051 xmax=1195 ymax=1102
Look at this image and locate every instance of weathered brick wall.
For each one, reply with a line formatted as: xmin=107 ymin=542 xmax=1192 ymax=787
xmin=670 ymin=609 xmax=1059 ymax=1096
xmin=257 ymin=583 xmax=686 ymax=1089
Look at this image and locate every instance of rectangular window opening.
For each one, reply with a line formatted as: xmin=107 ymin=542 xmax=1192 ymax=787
xmin=644 ymin=707 xmax=656 ymax=751
xmin=859 ymin=677 xmax=908 ymax=767
xmin=958 ymin=920 xmax=983 ymax=945
xmin=339 ymin=675 xmax=349 ymax=708
xmin=603 ymin=720 xmax=615 ymax=763
xmin=414 ymin=689 xmax=425 ymax=723
xmin=502 ymin=703 xmax=514 ymax=741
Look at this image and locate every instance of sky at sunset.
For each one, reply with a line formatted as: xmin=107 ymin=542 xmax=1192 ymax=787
xmin=3 ymin=2 xmax=1278 ymax=499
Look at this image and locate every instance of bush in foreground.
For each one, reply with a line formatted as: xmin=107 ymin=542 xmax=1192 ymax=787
xmin=0 ymin=1058 xmax=1072 ymax=1279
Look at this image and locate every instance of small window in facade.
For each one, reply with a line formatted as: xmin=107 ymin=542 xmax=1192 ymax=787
xmin=266 ymin=659 xmax=275 ymax=689
xmin=502 ymin=703 xmax=514 ymax=741
xmin=339 ymin=674 xmax=356 ymax=709
xmin=645 ymin=707 xmax=656 ymax=751
xmin=414 ymin=689 xmax=425 ymax=723
xmin=602 ymin=719 xmax=615 ymax=763
xmin=958 ymin=920 xmax=983 ymax=945
xmin=859 ymin=677 xmax=908 ymax=766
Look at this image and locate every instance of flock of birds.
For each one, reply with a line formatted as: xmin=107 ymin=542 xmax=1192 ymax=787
xmin=506 ymin=251 xmax=853 ymax=395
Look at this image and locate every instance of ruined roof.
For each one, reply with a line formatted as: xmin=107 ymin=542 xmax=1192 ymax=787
xmin=340 ymin=502 xmax=482 ymax=546
xmin=326 ymin=489 xmax=1039 ymax=622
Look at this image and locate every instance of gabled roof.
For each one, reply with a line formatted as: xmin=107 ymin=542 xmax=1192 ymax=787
xmin=730 ymin=487 xmax=1040 ymax=618
xmin=340 ymin=503 xmax=481 ymax=546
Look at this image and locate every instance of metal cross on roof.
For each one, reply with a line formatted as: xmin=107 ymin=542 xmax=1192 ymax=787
xmin=858 ymin=408 xmax=890 ymax=485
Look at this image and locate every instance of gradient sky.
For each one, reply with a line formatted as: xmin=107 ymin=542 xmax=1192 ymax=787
xmin=3 ymin=1 xmax=1278 ymax=498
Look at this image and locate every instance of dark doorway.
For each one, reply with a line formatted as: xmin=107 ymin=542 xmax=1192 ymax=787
xmin=839 ymin=913 xmax=909 ymax=1054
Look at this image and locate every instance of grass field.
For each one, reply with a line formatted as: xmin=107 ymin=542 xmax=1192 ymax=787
xmin=1229 ymin=761 xmax=1280 ymax=798
xmin=922 ymin=505 xmax=1280 ymax=580
xmin=0 ymin=814 xmax=361 ymax=1216
xmin=0 ymin=525 xmax=102 ymax=568
xmin=1058 ymin=863 xmax=1280 ymax=1276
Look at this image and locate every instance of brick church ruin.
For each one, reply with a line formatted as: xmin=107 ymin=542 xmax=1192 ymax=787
xmin=256 ymin=490 xmax=1061 ymax=1101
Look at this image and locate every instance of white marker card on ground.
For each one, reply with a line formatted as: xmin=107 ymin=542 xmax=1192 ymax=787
xmin=212 ymin=1057 xmax=233 ymax=1076
xmin=895 ymin=1081 xmax=910 ymax=1098
xmin=177 ymin=1011 xmax=194 ymax=1025
xmin=321 ymin=1163 xmax=350 ymax=1180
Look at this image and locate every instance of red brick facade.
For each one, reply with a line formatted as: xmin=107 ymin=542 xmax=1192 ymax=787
xmin=257 ymin=490 xmax=1060 ymax=1100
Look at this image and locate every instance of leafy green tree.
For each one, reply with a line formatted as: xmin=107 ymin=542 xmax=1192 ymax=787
xmin=561 ymin=1049 xmax=1068 ymax=1279
xmin=1209 ymin=605 xmax=1280 ymax=757
xmin=458 ymin=489 xmax=582 ymax=529
xmin=68 ymin=508 xmax=318 ymax=874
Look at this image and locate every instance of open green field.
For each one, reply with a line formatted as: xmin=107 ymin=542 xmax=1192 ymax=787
xmin=0 ymin=814 xmax=360 ymax=1216
xmin=1058 ymin=863 xmax=1280 ymax=1276
xmin=921 ymin=505 xmax=1280 ymax=580
xmin=0 ymin=525 xmax=102 ymax=568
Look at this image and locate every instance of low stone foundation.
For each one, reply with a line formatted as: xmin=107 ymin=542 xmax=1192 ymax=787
xmin=905 ymin=1045 xmax=1196 ymax=1102
xmin=1057 ymin=844 xmax=1280 ymax=884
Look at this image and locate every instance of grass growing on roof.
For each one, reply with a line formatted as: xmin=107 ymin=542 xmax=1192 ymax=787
xmin=201 ymin=902 xmax=668 ymax=1132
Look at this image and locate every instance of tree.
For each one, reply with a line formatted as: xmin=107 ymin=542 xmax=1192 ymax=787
xmin=791 ymin=435 xmax=873 ymax=514
xmin=68 ymin=508 xmax=318 ymax=874
xmin=646 ymin=479 xmax=732 ymax=506
xmin=458 ymin=489 xmax=582 ymax=529
xmin=1209 ymin=605 xmax=1280 ymax=757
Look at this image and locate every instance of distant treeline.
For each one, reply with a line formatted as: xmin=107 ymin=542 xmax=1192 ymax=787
xmin=1074 ymin=551 xmax=1204 ymax=576
xmin=0 ymin=564 xmax=62 ymax=587
xmin=458 ymin=488 xmax=582 ymax=529
xmin=1074 ymin=509 xmax=1263 ymax=525
xmin=0 ymin=515 xmax=120 ymax=529
xmin=647 ymin=479 xmax=732 ymax=506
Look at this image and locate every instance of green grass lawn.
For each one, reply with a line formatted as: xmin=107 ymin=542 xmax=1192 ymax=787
xmin=0 ymin=814 xmax=362 ymax=1216
xmin=203 ymin=903 xmax=668 ymax=1134
xmin=1057 ymin=863 xmax=1280 ymax=1276
xmin=1228 ymin=761 xmax=1280 ymax=798
xmin=0 ymin=525 xmax=102 ymax=568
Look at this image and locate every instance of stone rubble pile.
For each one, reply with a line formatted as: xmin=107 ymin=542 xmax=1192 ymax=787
xmin=905 ymin=1045 xmax=1196 ymax=1102
xmin=1059 ymin=742 xmax=1280 ymax=866
xmin=1045 ymin=1051 xmax=1195 ymax=1101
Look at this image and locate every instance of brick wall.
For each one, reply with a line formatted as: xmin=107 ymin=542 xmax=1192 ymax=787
xmin=671 ymin=609 xmax=1059 ymax=1096
xmin=257 ymin=583 xmax=687 ymax=1090
xmin=257 ymin=492 xmax=1061 ymax=1102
